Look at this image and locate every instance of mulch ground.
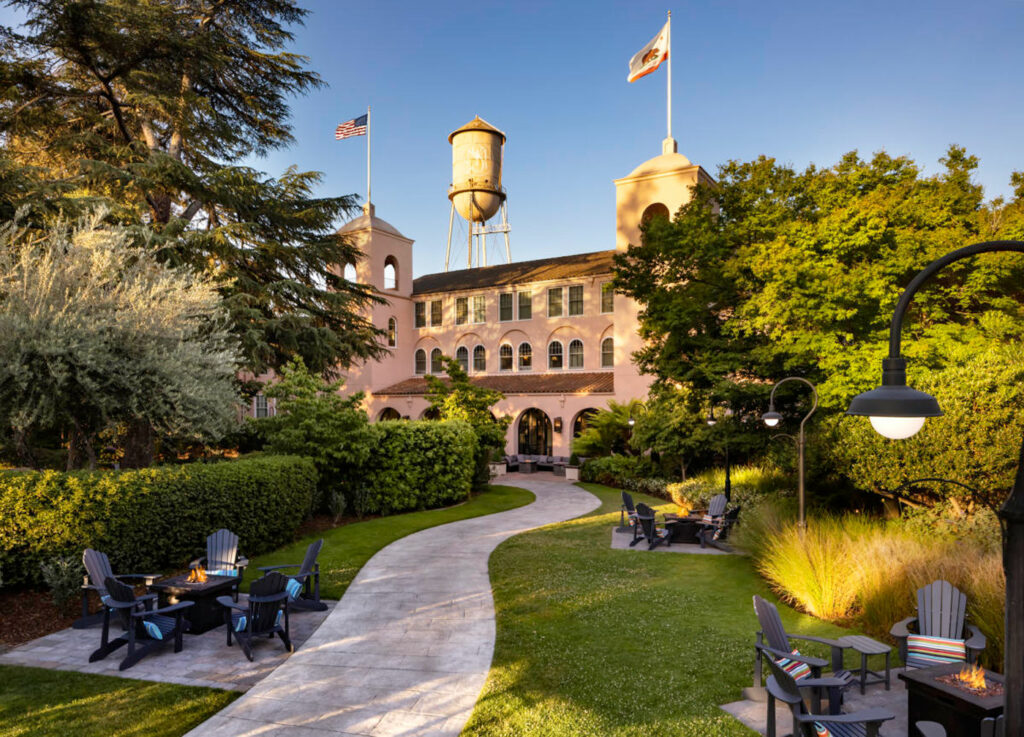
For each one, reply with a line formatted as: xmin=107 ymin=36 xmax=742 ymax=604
xmin=0 ymin=589 xmax=76 ymax=652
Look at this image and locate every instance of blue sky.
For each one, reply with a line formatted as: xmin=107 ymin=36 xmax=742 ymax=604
xmin=5 ymin=1 xmax=1024 ymax=276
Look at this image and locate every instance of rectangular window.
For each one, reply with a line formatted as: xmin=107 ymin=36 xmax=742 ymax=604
xmin=601 ymin=282 xmax=614 ymax=313
xmin=253 ymin=394 xmax=269 ymax=419
xmin=415 ymin=302 xmax=426 ymax=328
xmin=456 ymin=297 xmax=468 ymax=325
xmin=499 ymin=292 xmax=513 ymax=322
xmin=518 ymin=290 xmax=532 ymax=320
xmin=430 ymin=299 xmax=442 ymax=326
xmin=472 ymin=295 xmax=486 ymax=324
xmin=547 ymin=288 xmax=563 ymax=317
xmin=568 ymin=285 xmax=584 ymax=316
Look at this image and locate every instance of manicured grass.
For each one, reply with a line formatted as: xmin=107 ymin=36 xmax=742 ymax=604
xmin=243 ymin=484 xmax=535 ymax=599
xmin=0 ymin=665 xmax=238 ymax=737
xmin=462 ymin=482 xmax=874 ymax=737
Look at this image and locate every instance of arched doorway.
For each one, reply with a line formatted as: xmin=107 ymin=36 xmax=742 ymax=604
xmin=378 ymin=407 xmax=401 ymax=421
xmin=572 ymin=408 xmax=599 ymax=438
xmin=421 ymin=406 xmax=441 ymax=421
xmin=518 ymin=409 xmax=552 ymax=456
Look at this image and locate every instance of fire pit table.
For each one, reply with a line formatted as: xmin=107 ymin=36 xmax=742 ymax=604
xmin=899 ymin=662 xmax=1004 ymax=737
xmin=150 ymin=573 xmax=239 ymax=634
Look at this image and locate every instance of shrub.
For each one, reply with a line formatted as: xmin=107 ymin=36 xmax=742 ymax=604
xmin=359 ymin=420 xmax=478 ymax=516
xmin=580 ymin=455 xmax=658 ymax=486
xmin=39 ymin=555 xmax=84 ymax=612
xmin=0 ymin=455 xmax=317 ymax=587
xmin=666 ymin=464 xmax=790 ymax=512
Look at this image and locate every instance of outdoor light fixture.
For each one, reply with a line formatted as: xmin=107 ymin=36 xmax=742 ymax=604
xmin=761 ymin=409 xmax=782 ymax=427
xmin=627 ymin=417 xmax=635 ymax=427
xmin=845 ymin=240 xmax=1024 ymax=734
xmin=762 ymin=377 xmax=818 ymax=528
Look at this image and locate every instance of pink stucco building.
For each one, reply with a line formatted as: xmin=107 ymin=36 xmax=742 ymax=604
xmin=320 ymin=145 xmax=711 ymax=457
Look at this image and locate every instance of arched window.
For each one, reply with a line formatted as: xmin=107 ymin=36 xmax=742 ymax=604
xmin=414 ymin=349 xmax=426 ymax=375
xmin=473 ymin=344 xmax=486 ymax=373
xmin=387 ymin=317 xmax=397 ymax=347
xmin=601 ymin=337 xmax=614 ymax=368
xmin=499 ymin=344 xmax=513 ymax=371
xmin=430 ymin=347 xmax=443 ymax=374
xmin=641 ymin=202 xmax=670 ymax=224
xmin=421 ymin=406 xmax=441 ymax=421
xmin=518 ymin=342 xmax=532 ymax=371
xmin=548 ymin=341 xmax=563 ymax=370
xmin=378 ymin=407 xmax=402 ymax=421
xmin=568 ymin=339 xmax=584 ymax=369
xmin=343 ymin=263 xmax=357 ymax=282
xmin=518 ymin=408 xmax=552 ymax=456
xmin=455 ymin=346 xmax=469 ymax=373
xmin=383 ymin=256 xmax=398 ymax=289
xmin=573 ymin=409 xmax=598 ymax=438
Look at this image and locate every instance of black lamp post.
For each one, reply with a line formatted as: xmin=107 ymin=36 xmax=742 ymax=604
xmin=762 ymin=377 xmax=818 ymax=529
xmin=706 ymin=406 xmax=732 ymax=502
xmin=845 ymin=240 xmax=1024 ymax=733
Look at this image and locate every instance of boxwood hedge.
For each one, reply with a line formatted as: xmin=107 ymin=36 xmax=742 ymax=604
xmin=0 ymin=455 xmax=317 ymax=586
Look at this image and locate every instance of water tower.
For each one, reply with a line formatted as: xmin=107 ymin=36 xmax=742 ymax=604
xmin=445 ymin=116 xmax=511 ymax=270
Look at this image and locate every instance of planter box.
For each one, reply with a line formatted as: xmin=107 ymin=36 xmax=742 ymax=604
xmin=564 ymin=466 xmax=579 ymax=481
xmin=489 ymin=462 xmax=506 ymax=478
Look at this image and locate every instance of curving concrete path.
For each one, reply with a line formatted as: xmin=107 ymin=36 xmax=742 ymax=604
xmin=187 ymin=475 xmax=600 ymax=737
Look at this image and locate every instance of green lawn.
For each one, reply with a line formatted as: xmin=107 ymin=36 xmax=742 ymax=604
xmin=0 ymin=665 xmax=238 ymax=737
xmin=242 ymin=484 xmax=535 ymax=599
xmin=462 ymin=482 xmax=873 ymax=737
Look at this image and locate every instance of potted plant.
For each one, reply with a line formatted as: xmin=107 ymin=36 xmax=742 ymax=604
xmin=565 ymin=453 xmax=580 ymax=481
xmin=488 ymin=449 xmax=507 ymax=478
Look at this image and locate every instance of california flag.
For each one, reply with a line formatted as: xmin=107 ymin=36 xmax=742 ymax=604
xmin=627 ymin=22 xmax=669 ymax=82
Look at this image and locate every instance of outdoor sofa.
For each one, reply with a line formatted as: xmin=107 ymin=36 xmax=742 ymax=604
xmin=504 ymin=454 xmax=571 ymax=474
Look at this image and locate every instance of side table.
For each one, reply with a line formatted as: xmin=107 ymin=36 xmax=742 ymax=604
xmin=837 ymin=635 xmax=891 ymax=694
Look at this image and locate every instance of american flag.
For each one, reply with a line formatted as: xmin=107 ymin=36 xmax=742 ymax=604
xmin=335 ymin=114 xmax=368 ymax=140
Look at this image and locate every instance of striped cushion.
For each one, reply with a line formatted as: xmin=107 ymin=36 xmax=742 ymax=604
xmin=207 ymin=568 xmax=238 ymax=577
xmin=142 ymin=614 xmax=177 ymax=641
xmin=813 ymin=723 xmax=831 ymax=737
xmin=906 ymin=634 xmax=967 ymax=668
xmin=232 ymin=609 xmax=283 ymax=633
xmin=775 ymin=649 xmax=812 ymax=681
xmin=701 ymin=514 xmax=714 ymax=524
xmin=285 ymin=578 xmax=303 ymax=601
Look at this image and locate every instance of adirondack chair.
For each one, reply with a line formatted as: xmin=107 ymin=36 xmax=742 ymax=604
xmin=765 ymin=657 xmax=894 ymax=737
xmin=257 ymin=538 xmax=327 ymax=612
xmin=890 ymin=579 xmax=986 ymax=668
xmin=217 ymin=571 xmax=294 ymax=661
xmin=917 ymin=717 xmax=1003 ymax=737
xmin=633 ymin=502 xmax=674 ymax=550
xmin=89 ymin=576 xmax=193 ymax=670
xmin=191 ymin=529 xmax=248 ymax=599
xmin=753 ymin=595 xmax=852 ymax=715
xmin=696 ymin=493 xmax=728 ymax=548
xmin=75 ymin=548 xmax=160 ymax=629
xmin=620 ymin=491 xmax=642 ymax=542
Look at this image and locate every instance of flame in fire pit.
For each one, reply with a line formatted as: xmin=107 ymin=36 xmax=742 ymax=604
xmin=187 ymin=566 xmax=207 ymax=584
xmin=957 ymin=663 xmax=986 ymax=690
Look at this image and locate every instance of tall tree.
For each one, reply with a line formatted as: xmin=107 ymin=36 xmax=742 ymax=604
xmin=0 ymin=0 xmax=384 ymax=377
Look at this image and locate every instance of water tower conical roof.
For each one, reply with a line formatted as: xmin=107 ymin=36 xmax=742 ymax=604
xmin=448 ymin=116 xmax=506 ymax=144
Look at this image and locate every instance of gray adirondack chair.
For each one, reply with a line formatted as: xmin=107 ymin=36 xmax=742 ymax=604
xmin=217 ymin=571 xmax=293 ymax=661
xmin=765 ymin=657 xmax=894 ymax=737
xmin=753 ymin=595 xmax=852 ymax=715
xmin=633 ymin=502 xmax=674 ymax=550
xmin=89 ymin=576 xmax=193 ymax=670
xmin=696 ymin=493 xmax=728 ymax=548
xmin=620 ymin=491 xmax=641 ymax=539
xmin=890 ymin=579 xmax=986 ymax=668
xmin=917 ymin=717 xmax=1003 ymax=737
xmin=257 ymin=538 xmax=327 ymax=611
xmin=191 ymin=528 xmax=248 ymax=600
xmin=75 ymin=548 xmax=159 ymax=629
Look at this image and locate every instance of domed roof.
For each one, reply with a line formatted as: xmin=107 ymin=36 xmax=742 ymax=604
xmin=448 ymin=116 xmax=506 ymax=144
xmin=623 ymin=152 xmax=693 ymax=179
xmin=337 ymin=204 xmax=408 ymax=239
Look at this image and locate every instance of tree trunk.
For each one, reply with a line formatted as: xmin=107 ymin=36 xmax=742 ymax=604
xmin=121 ymin=419 xmax=154 ymax=468
xmin=13 ymin=430 xmax=37 ymax=469
xmin=66 ymin=422 xmax=95 ymax=470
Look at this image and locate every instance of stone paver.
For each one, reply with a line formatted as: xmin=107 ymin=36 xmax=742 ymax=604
xmin=186 ymin=474 xmax=599 ymax=736
xmin=610 ymin=528 xmax=733 ymax=555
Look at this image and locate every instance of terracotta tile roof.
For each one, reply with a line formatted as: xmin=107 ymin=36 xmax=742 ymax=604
xmin=375 ymin=371 xmax=614 ymax=396
xmin=412 ymin=250 xmax=618 ymax=295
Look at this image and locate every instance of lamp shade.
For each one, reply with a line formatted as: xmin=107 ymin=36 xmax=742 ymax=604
xmin=762 ymin=411 xmax=782 ymax=428
xmin=846 ymin=383 xmax=942 ymax=439
xmin=627 ymin=418 xmax=635 ymax=426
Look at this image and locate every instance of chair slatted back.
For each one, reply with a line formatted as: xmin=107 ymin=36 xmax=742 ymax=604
xmin=621 ymin=491 xmax=636 ymax=514
xmin=249 ymin=572 xmax=287 ymax=632
xmin=753 ymin=595 xmax=792 ymax=654
xmin=103 ymin=576 xmax=139 ymax=632
xmin=634 ymin=502 xmax=657 ymax=541
xmin=708 ymin=494 xmax=728 ymax=518
xmin=207 ymin=528 xmax=239 ymax=569
xmin=83 ymin=549 xmax=115 ymax=593
xmin=982 ymin=716 xmax=1005 ymax=737
xmin=917 ymin=579 xmax=967 ymax=640
xmin=299 ymin=539 xmax=323 ymax=578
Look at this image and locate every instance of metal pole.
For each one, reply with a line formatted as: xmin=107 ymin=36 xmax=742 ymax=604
xmin=724 ymin=441 xmax=731 ymax=502
xmin=767 ymin=376 xmax=818 ymax=529
xmin=502 ymin=200 xmax=511 ymax=264
xmin=366 ymin=105 xmax=371 ymax=207
xmin=666 ymin=10 xmax=672 ymax=142
xmin=444 ymin=202 xmax=455 ymax=272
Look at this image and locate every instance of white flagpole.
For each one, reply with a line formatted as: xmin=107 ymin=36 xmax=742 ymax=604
xmin=366 ymin=105 xmax=372 ymax=208
xmin=666 ymin=11 xmax=672 ymax=143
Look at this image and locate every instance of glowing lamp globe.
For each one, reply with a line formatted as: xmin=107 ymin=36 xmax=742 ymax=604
xmin=762 ymin=410 xmax=782 ymax=428
xmin=868 ymin=416 xmax=927 ymax=439
xmin=627 ymin=418 xmax=635 ymax=427
xmin=846 ymin=381 xmax=942 ymax=440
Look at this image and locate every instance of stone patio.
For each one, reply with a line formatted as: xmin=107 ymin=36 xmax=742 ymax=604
xmin=0 ymin=595 xmax=334 ymax=691
xmin=610 ymin=526 xmax=734 ymax=554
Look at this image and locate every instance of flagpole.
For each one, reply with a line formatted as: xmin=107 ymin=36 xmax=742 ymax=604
xmin=366 ymin=105 xmax=372 ymax=209
xmin=666 ymin=10 xmax=672 ymax=143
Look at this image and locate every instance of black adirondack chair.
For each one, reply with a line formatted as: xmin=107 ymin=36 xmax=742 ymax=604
xmin=917 ymin=716 xmax=1003 ymax=737
xmin=257 ymin=538 xmax=327 ymax=612
xmin=89 ymin=576 xmax=193 ymax=670
xmin=621 ymin=492 xmax=644 ymax=544
xmin=765 ymin=657 xmax=895 ymax=737
xmin=217 ymin=571 xmax=293 ymax=661
xmin=696 ymin=493 xmax=728 ymax=548
xmin=633 ymin=502 xmax=674 ymax=550
xmin=75 ymin=548 xmax=160 ymax=629
xmin=753 ymin=595 xmax=852 ymax=714
xmin=890 ymin=579 xmax=986 ymax=668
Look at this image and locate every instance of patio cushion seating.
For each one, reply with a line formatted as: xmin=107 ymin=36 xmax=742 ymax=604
xmin=217 ymin=571 xmax=293 ymax=661
xmin=776 ymin=649 xmax=813 ymax=681
xmin=258 ymin=538 xmax=328 ymax=612
xmin=905 ymin=634 xmax=967 ymax=667
xmin=890 ymin=579 xmax=985 ymax=668
xmin=285 ymin=578 xmax=303 ymax=601
xmin=232 ymin=608 xmax=283 ymax=632
xmin=77 ymin=548 xmax=159 ymax=629
xmin=206 ymin=568 xmax=239 ymax=577
xmin=141 ymin=614 xmax=178 ymax=641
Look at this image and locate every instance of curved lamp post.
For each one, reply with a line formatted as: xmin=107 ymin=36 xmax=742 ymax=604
xmin=762 ymin=377 xmax=818 ymax=529
xmin=706 ymin=405 xmax=733 ymax=501
xmin=845 ymin=240 xmax=1024 ymax=733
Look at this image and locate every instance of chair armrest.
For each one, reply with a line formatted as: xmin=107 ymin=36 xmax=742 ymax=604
xmin=915 ymin=722 xmax=947 ymax=737
xmin=136 ymin=601 xmax=194 ymax=617
xmin=257 ymin=563 xmax=301 ymax=572
xmin=965 ymin=624 xmax=987 ymax=653
xmin=118 ymin=573 xmax=161 ymax=583
xmin=891 ymin=616 xmax=916 ymax=638
xmin=236 ymin=556 xmax=249 ymax=567
xmin=796 ymin=708 xmax=895 ymax=725
xmin=215 ymin=596 xmax=246 ymax=610
xmin=248 ymin=590 xmax=289 ymax=604
xmin=756 ymin=642 xmax=829 ymax=669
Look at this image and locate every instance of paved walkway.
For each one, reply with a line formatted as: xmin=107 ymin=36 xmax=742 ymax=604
xmin=187 ymin=475 xmax=600 ymax=737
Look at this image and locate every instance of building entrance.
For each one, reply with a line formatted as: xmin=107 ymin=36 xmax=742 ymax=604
xmin=518 ymin=408 xmax=552 ymax=456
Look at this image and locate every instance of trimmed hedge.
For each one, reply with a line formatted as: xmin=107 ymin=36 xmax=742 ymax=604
xmin=359 ymin=420 xmax=478 ymax=515
xmin=0 ymin=455 xmax=317 ymax=587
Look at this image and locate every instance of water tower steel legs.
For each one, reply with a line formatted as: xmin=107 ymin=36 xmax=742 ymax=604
xmin=502 ymin=201 xmax=511 ymax=264
xmin=444 ymin=202 xmax=455 ymax=272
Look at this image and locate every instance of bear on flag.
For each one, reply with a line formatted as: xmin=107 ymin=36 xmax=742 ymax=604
xmin=627 ymin=21 xmax=669 ymax=83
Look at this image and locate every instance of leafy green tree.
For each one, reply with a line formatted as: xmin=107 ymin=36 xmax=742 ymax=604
xmin=259 ymin=357 xmax=375 ymax=517
xmin=628 ymin=387 xmax=709 ymax=479
xmin=425 ymin=357 xmax=510 ymax=492
xmin=0 ymin=0 xmax=384 ymax=377
xmin=0 ymin=211 xmax=240 ymax=469
xmin=571 ymin=399 xmax=645 ymax=458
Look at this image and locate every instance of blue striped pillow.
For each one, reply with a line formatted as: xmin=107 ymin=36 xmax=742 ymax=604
xmin=774 ymin=649 xmax=812 ymax=681
xmin=906 ymin=634 xmax=966 ymax=667
xmin=285 ymin=578 xmax=303 ymax=601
